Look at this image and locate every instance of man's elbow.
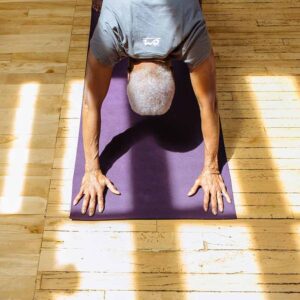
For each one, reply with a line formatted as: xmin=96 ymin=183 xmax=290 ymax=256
xmin=197 ymin=94 xmax=218 ymax=112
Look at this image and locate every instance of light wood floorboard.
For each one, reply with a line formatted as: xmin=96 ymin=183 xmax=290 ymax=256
xmin=0 ymin=1 xmax=299 ymax=299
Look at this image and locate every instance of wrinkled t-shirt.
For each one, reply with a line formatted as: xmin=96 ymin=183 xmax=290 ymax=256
xmin=90 ymin=0 xmax=212 ymax=70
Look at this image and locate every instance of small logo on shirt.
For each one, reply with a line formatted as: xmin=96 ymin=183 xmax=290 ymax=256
xmin=143 ymin=37 xmax=161 ymax=47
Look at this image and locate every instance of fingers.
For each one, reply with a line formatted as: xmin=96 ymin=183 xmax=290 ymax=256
xmin=206 ymin=188 xmax=229 ymax=215
xmin=217 ymin=190 xmax=224 ymax=213
xmin=204 ymin=189 xmax=223 ymax=215
xmin=187 ymin=179 xmax=201 ymax=196
xmin=203 ymin=189 xmax=210 ymax=212
xmin=88 ymin=192 xmax=96 ymax=216
xmin=219 ymin=179 xmax=231 ymax=204
xmin=105 ymin=178 xmax=121 ymax=195
xmin=81 ymin=190 xmax=104 ymax=215
xmin=73 ymin=186 xmax=84 ymax=205
xmin=81 ymin=194 xmax=90 ymax=214
xmin=211 ymin=191 xmax=218 ymax=215
xmin=78 ymin=175 xmax=121 ymax=216
xmin=223 ymin=189 xmax=231 ymax=204
xmin=219 ymin=175 xmax=231 ymax=203
xmin=206 ymin=176 xmax=231 ymax=215
xmin=97 ymin=190 xmax=104 ymax=213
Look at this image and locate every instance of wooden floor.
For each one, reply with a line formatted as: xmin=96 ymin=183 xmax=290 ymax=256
xmin=0 ymin=0 xmax=300 ymax=299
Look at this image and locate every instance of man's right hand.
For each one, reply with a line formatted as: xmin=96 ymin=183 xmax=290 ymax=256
xmin=72 ymin=169 xmax=121 ymax=216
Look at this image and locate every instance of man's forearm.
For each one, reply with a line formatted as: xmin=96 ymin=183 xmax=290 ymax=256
xmin=82 ymin=1 xmax=105 ymax=173
xmin=81 ymin=78 xmax=105 ymax=174
xmin=82 ymin=99 xmax=102 ymax=173
xmin=200 ymin=102 xmax=220 ymax=172
xmin=189 ymin=50 xmax=220 ymax=173
xmin=81 ymin=49 xmax=113 ymax=173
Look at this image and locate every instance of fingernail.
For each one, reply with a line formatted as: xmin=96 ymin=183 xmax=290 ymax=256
xmin=213 ymin=209 xmax=217 ymax=215
xmin=81 ymin=209 xmax=85 ymax=214
xmin=89 ymin=211 xmax=93 ymax=216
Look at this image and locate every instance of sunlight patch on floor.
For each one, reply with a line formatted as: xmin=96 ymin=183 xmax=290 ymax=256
xmin=46 ymin=80 xmax=137 ymax=298
xmin=0 ymin=82 xmax=39 ymax=214
xmin=247 ymin=75 xmax=300 ymax=208
xmin=176 ymin=222 xmax=263 ymax=292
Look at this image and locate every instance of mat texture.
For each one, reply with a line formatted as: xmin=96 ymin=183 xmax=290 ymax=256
xmin=69 ymin=8 xmax=236 ymax=220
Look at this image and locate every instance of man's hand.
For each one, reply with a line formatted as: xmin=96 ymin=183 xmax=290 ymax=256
xmin=92 ymin=0 xmax=103 ymax=12
xmin=187 ymin=168 xmax=231 ymax=215
xmin=73 ymin=169 xmax=121 ymax=216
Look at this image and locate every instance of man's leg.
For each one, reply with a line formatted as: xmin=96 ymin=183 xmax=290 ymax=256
xmin=188 ymin=48 xmax=231 ymax=214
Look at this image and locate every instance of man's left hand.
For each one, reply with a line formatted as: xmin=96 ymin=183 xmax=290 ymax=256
xmin=187 ymin=168 xmax=231 ymax=215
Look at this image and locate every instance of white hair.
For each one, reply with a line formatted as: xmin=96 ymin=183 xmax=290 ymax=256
xmin=127 ymin=62 xmax=175 ymax=116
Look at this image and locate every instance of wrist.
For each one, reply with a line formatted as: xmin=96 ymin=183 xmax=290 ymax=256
xmin=84 ymin=159 xmax=101 ymax=173
xmin=203 ymin=157 xmax=219 ymax=174
xmin=204 ymin=158 xmax=219 ymax=170
xmin=202 ymin=168 xmax=220 ymax=175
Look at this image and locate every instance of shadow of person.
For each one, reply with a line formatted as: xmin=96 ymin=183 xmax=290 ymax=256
xmin=99 ymin=59 xmax=227 ymax=176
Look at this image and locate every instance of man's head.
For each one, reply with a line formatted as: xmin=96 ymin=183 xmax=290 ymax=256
xmin=127 ymin=59 xmax=175 ymax=116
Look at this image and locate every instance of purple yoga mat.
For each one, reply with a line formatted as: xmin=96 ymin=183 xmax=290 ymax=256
xmin=69 ymin=8 xmax=236 ymax=220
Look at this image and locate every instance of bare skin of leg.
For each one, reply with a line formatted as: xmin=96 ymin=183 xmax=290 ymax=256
xmin=73 ymin=49 xmax=122 ymax=216
xmin=187 ymin=48 xmax=232 ymax=215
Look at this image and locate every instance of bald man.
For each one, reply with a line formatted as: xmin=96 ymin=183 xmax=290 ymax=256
xmin=73 ymin=0 xmax=232 ymax=216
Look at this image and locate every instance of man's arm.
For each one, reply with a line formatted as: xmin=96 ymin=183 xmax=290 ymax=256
xmin=188 ymin=49 xmax=231 ymax=215
xmin=73 ymin=49 xmax=121 ymax=216
xmin=190 ymin=50 xmax=219 ymax=174
xmin=82 ymin=49 xmax=112 ymax=172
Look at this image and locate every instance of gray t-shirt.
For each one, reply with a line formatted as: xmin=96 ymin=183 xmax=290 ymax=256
xmin=90 ymin=0 xmax=212 ymax=70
